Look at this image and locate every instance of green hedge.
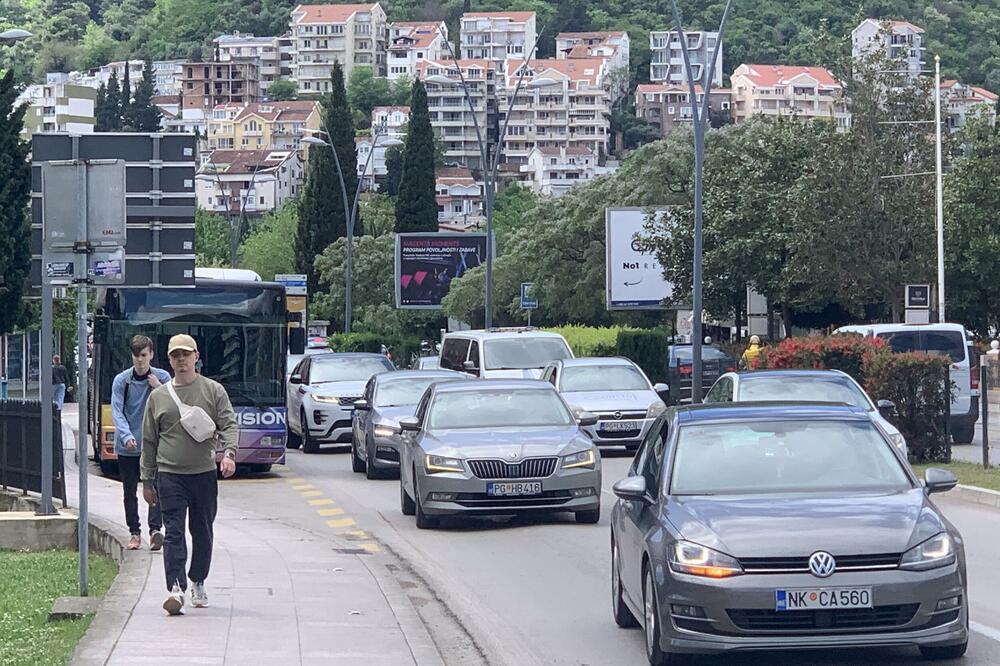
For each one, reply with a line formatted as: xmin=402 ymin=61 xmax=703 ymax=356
xmin=616 ymin=329 xmax=671 ymax=383
xmin=325 ymin=333 xmax=423 ymax=369
xmin=544 ymin=326 xmax=628 ymax=357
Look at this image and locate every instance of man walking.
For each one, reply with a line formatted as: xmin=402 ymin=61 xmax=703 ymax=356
xmin=141 ymin=334 xmax=238 ymax=616
xmin=52 ymin=355 xmax=68 ymax=410
xmin=111 ymin=335 xmax=170 ymax=551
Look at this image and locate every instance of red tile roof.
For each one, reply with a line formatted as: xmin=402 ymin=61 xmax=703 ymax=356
xmin=201 ymin=149 xmax=296 ymax=174
xmin=558 ymin=31 xmax=627 ymax=40
xmin=463 ymin=11 xmax=535 ymax=22
xmin=734 ymin=64 xmax=841 ymax=88
xmin=292 ymin=4 xmax=379 ymax=24
xmin=231 ymin=100 xmax=319 ymax=122
xmin=437 ymin=167 xmax=474 ymax=179
xmin=504 ymin=58 xmax=606 ymax=86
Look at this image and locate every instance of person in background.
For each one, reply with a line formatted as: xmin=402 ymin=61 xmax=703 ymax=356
xmin=52 ymin=356 xmax=69 ymax=410
xmin=111 ymin=335 xmax=171 ymax=551
xmin=142 ymin=334 xmax=238 ymax=616
xmin=741 ymin=335 xmax=764 ymax=369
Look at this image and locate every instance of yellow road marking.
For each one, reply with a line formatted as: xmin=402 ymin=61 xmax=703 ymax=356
xmin=359 ymin=543 xmax=380 ymax=553
xmin=286 ymin=477 xmax=307 ymax=483
xmin=325 ymin=517 xmax=356 ymax=529
xmin=291 ymin=484 xmax=316 ymax=491
xmin=340 ymin=530 xmax=368 ymax=539
xmin=299 ymin=490 xmax=323 ymax=497
xmin=308 ymin=498 xmax=334 ymax=506
xmin=317 ymin=508 xmax=344 ymax=517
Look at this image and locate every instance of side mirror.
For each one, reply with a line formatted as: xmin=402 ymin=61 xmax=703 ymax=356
xmin=877 ymin=399 xmax=896 ymax=417
xmin=354 ymin=399 xmax=370 ymax=411
xmin=399 ymin=416 xmax=421 ymax=432
xmin=923 ymin=468 xmax=958 ymax=495
xmin=653 ymin=383 xmax=669 ymax=393
xmin=612 ymin=476 xmax=649 ymax=502
xmin=289 ymin=374 xmax=302 ymax=385
xmin=289 ymin=327 xmax=306 ymax=355
xmin=577 ymin=411 xmax=599 ymax=427
xmin=463 ymin=360 xmax=479 ymax=373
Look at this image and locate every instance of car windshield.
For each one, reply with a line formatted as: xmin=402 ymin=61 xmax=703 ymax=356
xmin=483 ymin=338 xmax=572 ymax=370
xmin=561 ymin=365 xmax=649 ymax=391
xmin=310 ymin=357 xmax=392 ymax=383
xmin=428 ymin=389 xmax=575 ymax=429
xmin=670 ymin=419 xmax=911 ymax=495
xmin=673 ymin=347 xmax=732 ymax=362
xmin=287 ymin=357 xmax=300 ymax=374
xmin=739 ymin=377 xmax=873 ymax=410
xmin=375 ymin=377 xmax=456 ymax=407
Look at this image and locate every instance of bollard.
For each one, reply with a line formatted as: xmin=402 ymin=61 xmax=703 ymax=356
xmin=984 ymin=362 xmax=991 ymax=470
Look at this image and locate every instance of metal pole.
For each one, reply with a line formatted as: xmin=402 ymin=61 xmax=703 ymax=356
xmin=317 ymin=120 xmax=354 ymax=334
xmin=37 ymin=286 xmax=56 ymax=516
xmin=75 ymin=161 xmax=89 ymax=596
xmin=982 ymin=363 xmax=990 ymax=469
xmin=934 ymin=54 xmax=945 ymax=323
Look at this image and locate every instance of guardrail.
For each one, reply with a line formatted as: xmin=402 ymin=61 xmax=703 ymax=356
xmin=0 ymin=400 xmax=67 ymax=504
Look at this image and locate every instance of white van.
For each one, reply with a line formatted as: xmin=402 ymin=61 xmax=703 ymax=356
xmin=439 ymin=329 xmax=574 ymax=379
xmin=833 ymin=323 xmax=979 ymax=443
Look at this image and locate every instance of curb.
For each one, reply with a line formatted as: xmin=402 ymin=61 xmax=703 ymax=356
xmin=952 ymin=483 xmax=1000 ymax=510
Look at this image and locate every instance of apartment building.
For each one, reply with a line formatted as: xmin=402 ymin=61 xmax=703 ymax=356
xmin=18 ymin=73 xmax=96 ymax=136
xmin=649 ymin=30 xmax=723 ymax=88
xmin=197 ymin=149 xmax=305 ymax=217
xmin=556 ymin=32 xmax=631 ymax=102
xmin=730 ymin=64 xmax=851 ymax=129
xmin=498 ymin=58 xmax=611 ymax=167
xmin=940 ymin=80 xmax=997 ymax=132
xmin=419 ymin=59 xmax=497 ymax=169
xmin=214 ymin=32 xmax=293 ymax=93
xmin=460 ymin=11 xmax=537 ymax=63
xmin=181 ymin=61 xmax=261 ymax=111
xmin=207 ymin=100 xmax=322 ymax=151
xmin=388 ymin=21 xmax=449 ymax=81
xmin=80 ymin=60 xmax=184 ymax=96
xmin=289 ymin=3 xmax=389 ymax=95
xmin=436 ymin=167 xmax=484 ymax=232
xmin=521 ymin=145 xmax=605 ymax=197
xmin=635 ymin=83 xmax=732 ymax=136
xmin=852 ymin=18 xmax=925 ymax=80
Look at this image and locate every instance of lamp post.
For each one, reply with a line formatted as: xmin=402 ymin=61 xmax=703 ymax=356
xmin=0 ymin=28 xmax=31 ymax=42
xmin=201 ymin=156 xmax=263 ymax=268
xmin=304 ymin=123 xmax=403 ymax=332
xmin=426 ymin=33 xmax=553 ymax=329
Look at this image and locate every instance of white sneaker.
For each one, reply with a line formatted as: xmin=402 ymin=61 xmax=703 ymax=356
xmin=190 ymin=582 xmax=208 ymax=608
xmin=163 ymin=585 xmax=185 ymax=616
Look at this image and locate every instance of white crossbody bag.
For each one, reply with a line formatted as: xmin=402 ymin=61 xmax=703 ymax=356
xmin=165 ymin=380 xmax=217 ymax=442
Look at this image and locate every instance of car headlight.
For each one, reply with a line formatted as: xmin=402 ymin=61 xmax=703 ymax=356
xmin=669 ymin=540 xmax=743 ymax=578
xmin=374 ymin=425 xmax=401 ymax=438
xmin=888 ymin=432 xmax=907 ymax=453
xmin=313 ymin=395 xmax=339 ymax=404
xmin=562 ymin=449 xmax=597 ymax=469
xmin=900 ymin=533 xmax=955 ymax=571
xmin=424 ymin=454 xmax=464 ymax=474
xmin=647 ymin=400 xmax=667 ymax=419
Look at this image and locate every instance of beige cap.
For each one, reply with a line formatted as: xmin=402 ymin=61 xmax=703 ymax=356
xmin=167 ymin=334 xmax=198 ymax=354
xmin=750 ymin=335 xmax=761 ymax=344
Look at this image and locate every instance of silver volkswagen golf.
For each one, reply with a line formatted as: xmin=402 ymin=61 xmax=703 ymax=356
xmin=611 ymin=403 xmax=967 ymax=665
xmin=398 ymin=379 xmax=603 ymax=529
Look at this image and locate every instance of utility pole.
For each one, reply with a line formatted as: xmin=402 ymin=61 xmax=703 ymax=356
xmin=934 ymin=54 xmax=945 ymax=323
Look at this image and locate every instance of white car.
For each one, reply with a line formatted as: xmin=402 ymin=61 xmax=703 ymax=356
xmin=287 ymin=353 xmax=394 ymax=453
xmin=438 ymin=328 xmax=574 ymax=379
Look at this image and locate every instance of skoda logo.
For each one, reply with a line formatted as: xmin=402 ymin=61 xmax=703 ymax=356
xmin=613 ymin=411 xmax=623 ymax=420
xmin=808 ymin=551 xmax=836 ymax=578
xmin=508 ymin=452 xmax=518 ymax=460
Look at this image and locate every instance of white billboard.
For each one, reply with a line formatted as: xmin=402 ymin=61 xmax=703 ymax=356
xmin=605 ymin=207 xmax=673 ymax=310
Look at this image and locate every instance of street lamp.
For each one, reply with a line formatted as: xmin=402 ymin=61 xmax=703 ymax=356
xmin=428 ymin=29 xmax=553 ymax=328
xmin=303 ymin=124 xmax=403 ymax=332
xmin=201 ymin=156 xmax=263 ymax=268
xmin=0 ymin=28 xmax=31 ymax=42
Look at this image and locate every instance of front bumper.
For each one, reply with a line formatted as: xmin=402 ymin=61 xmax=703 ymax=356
xmin=369 ymin=436 xmax=402 ymax=469
xmin=655 ymin=561 xmax=968 ymax=654
xmin=415 ymin=464 xmax=601 ymax=517
xmin=306 ymin=401 xmax=355 ymax=444
xmin=584 ymin=416 xmax=656 ymax=448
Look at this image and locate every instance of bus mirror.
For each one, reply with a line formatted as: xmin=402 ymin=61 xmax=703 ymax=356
xmin=289 ymin=327 xmax=306 ymax=355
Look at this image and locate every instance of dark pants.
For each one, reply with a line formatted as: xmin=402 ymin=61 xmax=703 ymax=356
xmin=157 ymin=470 xmax=218 ymax=593
xmin=119 ymin=455 xmax=162 ymax=536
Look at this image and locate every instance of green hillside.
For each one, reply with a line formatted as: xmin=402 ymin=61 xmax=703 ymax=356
xmin=1 ymin=1 xmax=997 ymax=89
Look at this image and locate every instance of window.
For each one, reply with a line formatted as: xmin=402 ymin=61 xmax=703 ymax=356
xmin=704 ymin=378 xmax=733 ymax=403
xmin=633 ymin=418 xmax=667 ymax=497
xmin=561 ymin=365 xmax=649 ymax=392
xmin=428 ymin=389 xmax=574 ymax=430
xmin=440 ymin=338 xmax=471 ymax=371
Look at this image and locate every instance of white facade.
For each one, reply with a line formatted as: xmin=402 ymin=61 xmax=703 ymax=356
xmin=356 ymin=106 xmax=409 ymax=188
xmin=731 ymin=64 xmax=851 ymax=130
xmin=940 ymin=80 xmax=998 ymax=132
xmin=17 ymin=74 xmax=96 ymax=136
xmin=214 ymin=33 xmax=290 ymax=92
xmin=420 ymin=59 xmax=495 ymax=169
xmin=556 ymin=32 xmax=631 ymax=102
xmin=197 ymin=149 xmax=304 ymax=216
xmin=152 ymin=60 xmax=185 ymax=96
xmin=387 ymin=21 xmax=449 ymax=81
xmin=649 ymin=30 xmax=723 ymax=88
xmin=852 ymin=19 xmax=925 ymax=81
xmin=521 ymin=145 xmax=603 ymax=197
xmin=436 ymin=168 xmax=484 ymax=231
xmin=460 ymin=11 xmax=537 ymax=63
xmin=289 ymin=3 xmax=389 ymax=95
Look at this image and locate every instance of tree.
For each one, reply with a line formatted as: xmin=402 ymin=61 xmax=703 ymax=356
xmin=95 ymin=82 xmax=109 ymax=131
xmin=359 ymin=193 xmax=395 ymax=237
xmin=347 ymin=65 xmax=391 ymax=120
xmin=389 ymin=75 xmax=412 ymax=106
xmin=195 ymin=209 xmax=230 ymax=266
xmin=492 ymin=183 xmax=539 ymax=248
xmin=395 ymin=79 xmax=437 ymax=233
xmin=0 ymin=70 xmax=32 ymax=335
xmin=78 ymin=21 xmax=119 ymax=71
xmin=104 ymin=70 xmax=122 ymax=131
xmin=384 ymin=145 xmax=403 ymax=196
xmin=120 ymin=59 xmax=132 ymax=129
xmin=240 ymin=203 xmax=298 ymax=280
xmin=267 ymin=79 xmax=298 ymax=101
xmin=295 ymin=62 xmax=357 ymax=294
xmin=129 ymin=59 xmax=160 ymax=131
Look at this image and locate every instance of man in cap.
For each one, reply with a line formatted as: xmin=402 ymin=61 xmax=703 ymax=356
xmin=741 ymin=335 xmax=764 ymax=369
xmin=141 ymin=334 xmax=239 ymax=616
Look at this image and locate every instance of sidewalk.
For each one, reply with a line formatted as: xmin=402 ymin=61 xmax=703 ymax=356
xmin=59 ymin=406 xmax=443 ymax=666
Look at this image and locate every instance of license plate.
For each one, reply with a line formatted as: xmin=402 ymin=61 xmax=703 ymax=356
xmin=487 ymin=481 xmax=542 ymax=496
xmin=600 ymin=420 xmax=639 ymax=432
xmin=776 ymin=587 xmax=872 ymax=611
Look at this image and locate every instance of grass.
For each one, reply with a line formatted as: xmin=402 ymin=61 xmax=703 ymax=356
xmin=0 ymin=550 xmax=117 ymax=666
xmin=912 ymin=460 xmax=1000 ymax=492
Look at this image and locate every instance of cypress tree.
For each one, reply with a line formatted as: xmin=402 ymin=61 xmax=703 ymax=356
xmin=95 ymin=83 xmax=108 ymax=131
xmin=295 ymin=62 xmax=358 ymax=295
xmin=120 ymin=61 xmax=132 ymax=129
xmin=395 ymin=79 xmax=438 ymax=232
xmin=131 ymin=60 xmax=161 ymax=131
xmin=0 ymin=71 xmax=32 ymax=335
xmin=105 ymin=71 xmax=122 ymax=131
xmin=384 ymin=145 xmax=403 ymax=196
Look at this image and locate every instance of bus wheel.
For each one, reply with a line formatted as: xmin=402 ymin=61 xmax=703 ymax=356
xmin=250 ymin=464 xmax=272 ymax=473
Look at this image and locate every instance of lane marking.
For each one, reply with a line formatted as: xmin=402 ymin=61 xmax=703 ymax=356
xmin=359 ymin=543 xmax=380 ymax=553
xmin=971 ymin=620 xmax=1000 ymax=644
xmin=291 ymin=483 xmax=316 ymax=491
xmin=308 ymin=498 xmax=334 ymax=506
xmin=326 ymin=517 xmax=356 ymax=528
xmin=317 ymin=508 xmax=345 ymax=517
xmin=341 ymin=530 xmax=368 ymax=539
xmin=299 ymin=490 xmax=323 ymax=497
xmin=286 ymin=477 xmax=307 ymax=483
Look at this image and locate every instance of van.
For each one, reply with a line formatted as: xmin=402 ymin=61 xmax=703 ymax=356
xmin=439 ymin=328 xmax=574 ymax=379
xmin=833 ymin=323 xmax=979 ymax=443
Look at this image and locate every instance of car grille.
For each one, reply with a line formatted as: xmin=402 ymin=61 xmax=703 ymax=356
xmin=739 ymin=553 xmax=901 ymax=574
xmin=596 ymin=412 xmax=646 ymax=421
xmin=727 ymin=604 xmax=919 ymax=633
xmin=468 ymin=457 xmax=558 ymax=480
xmin=338 ymin=396 xmax=362 ymax=406
xmin=595 ymin=429 xmax=642 ymax=440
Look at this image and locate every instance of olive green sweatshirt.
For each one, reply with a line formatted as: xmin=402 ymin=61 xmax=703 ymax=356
xmin=140 ymin=375 xmax=239 ymax=482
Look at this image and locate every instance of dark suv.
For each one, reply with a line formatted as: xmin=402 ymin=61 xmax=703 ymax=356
xmin=665 ymin=344 xmax=736 ymax=405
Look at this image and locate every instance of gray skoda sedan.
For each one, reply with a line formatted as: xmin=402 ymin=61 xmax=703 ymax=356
xmin=351 ymin=369 xmax=463 ymax=479
xmin=398 ymin=379 xmax=602 ymax=529
xmin=611 ymin=403 xmax=967 ymax=665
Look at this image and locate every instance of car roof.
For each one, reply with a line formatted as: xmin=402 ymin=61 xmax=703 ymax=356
xmin=444 ymin=328 xmax=568 ymax=341
xmin=432 ymin=379 xmax=553 ymax=393
xmin=735 ymin=369 xmax=850 ymax=380
xmin=309 ymin=352 xmax=391 ymax=361
xmin=835 ymin=322 xmax=968 ymax=335
xmin=675 ymin=402 xmax=871 ymax=424
xmin=554 ymin=357 xmax=635 ymax=367
xmin=375 ymin=369 xmax=460 ymax=381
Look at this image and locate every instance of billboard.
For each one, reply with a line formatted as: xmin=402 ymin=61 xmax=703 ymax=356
xmin=605 ymin=207 xmax=674 ymax=310
xmin=395 ymin=233 xmax=487 ymax=309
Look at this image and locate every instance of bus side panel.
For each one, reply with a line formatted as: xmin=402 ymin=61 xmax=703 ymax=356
xmin=220 ymin=406 xmax=287 ymax=466
xmin=100 ymin=404 xmax=119 ymax=463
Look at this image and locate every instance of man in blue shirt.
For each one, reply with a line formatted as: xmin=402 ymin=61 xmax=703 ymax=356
xmin=111 ymin=335 xmax=172 ymax=550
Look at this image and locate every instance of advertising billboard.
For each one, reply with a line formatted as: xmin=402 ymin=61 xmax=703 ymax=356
xmin=605 ymin=207 xmax=674 ymax=310
xmin=395 ymin=233 xmax=487 ymax=309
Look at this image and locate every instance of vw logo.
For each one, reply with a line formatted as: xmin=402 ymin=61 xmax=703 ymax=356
xmin=808 ymin=551 xmax=836 ymax=578
xmin=508 ymin=452 xmax=518 ymax=460
xmin=613 ymin=411 xmax=623 ymax=420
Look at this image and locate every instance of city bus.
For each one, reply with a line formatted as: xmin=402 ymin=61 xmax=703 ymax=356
xmin=90 ymin=276 xmax=288 ymax=476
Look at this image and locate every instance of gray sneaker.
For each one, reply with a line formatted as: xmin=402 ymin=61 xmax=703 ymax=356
xmin=163 ymin=585 xmax=184 ymax=616
xmin=190 ymin=582 xmax=208 ymax=608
